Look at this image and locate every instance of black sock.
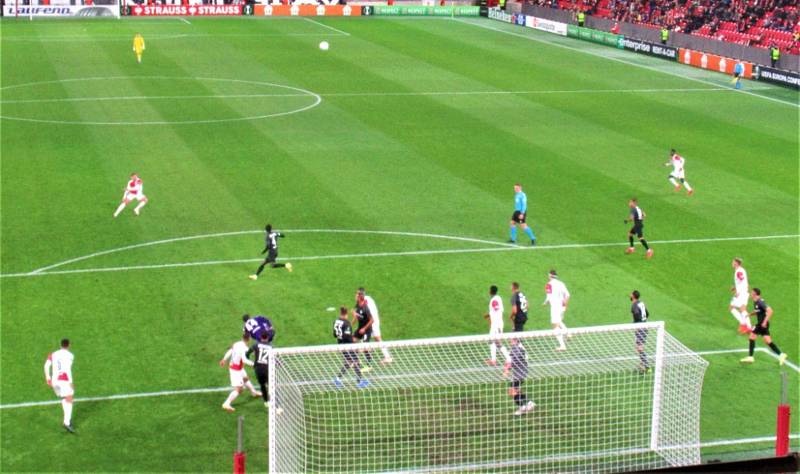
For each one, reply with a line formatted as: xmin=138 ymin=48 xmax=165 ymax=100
xmin=749 ymin=339 xmax=755 ymax=356
xmin=365 ymin=351 xmax=373 ymax=364
xmin=513 ymin=393 xmax=527 ymax=406
xmin=260 ymin=382 xmax=268 ymax=402
xmin=353 ymin=364 xmax=362 ymax=380
xmin=629 ymin=236 xmax=634 ymax=247
xmin=638 ymin=350 xmax=649 ymax=368
xmin=640 ymin=239 xmax=649 ymax=250
xmin=255 ymin=262 xmax=267 ymax=276
xmin=768 ymin=342 xmax=782 ymax=355
xmin=271 ymin=263 xmax=286 ymax=269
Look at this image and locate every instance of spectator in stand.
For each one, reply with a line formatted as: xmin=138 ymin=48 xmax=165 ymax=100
xmin=611 ymin=21 xmax=621 ymax=33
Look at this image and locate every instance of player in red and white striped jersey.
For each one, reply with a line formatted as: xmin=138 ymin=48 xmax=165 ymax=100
xmin=219 ymin=333 xmax=261 ymax=412
xmin=43 ymin=338 xmax=75 ymax=433
xmin=113 ymin=173 xmax=148 ymax=217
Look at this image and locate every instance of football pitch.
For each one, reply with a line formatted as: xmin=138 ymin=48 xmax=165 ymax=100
xmin=1 ymin=15 xmax=798 ymax=472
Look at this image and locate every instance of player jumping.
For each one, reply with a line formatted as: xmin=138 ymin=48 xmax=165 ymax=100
xmin=43 ymin=338 xmax=76 ymax=433
xmin=485 ymin=285 xmax=511 ymax=367
xmin=242 ymin=314 xmax=275 ymax=343
xmin=740 ymin=288 xmax=788 ymax=365
xmin=249 ymin=224 xmax=292 ymax=280
xmin=219 ymin=333 xmax=262 ymax=412
xmin=133 ymin=33 xmax=145 ymax=64
xmin=113 ymin=173 xmax=148 ymax=217
xmin=729 ymin=258 xmax=753 ymax=334
xmin=543 ymin=270 xmax=570 ymax=352
xmin=664 ymin=149 xmax=694 ymax=195
xmin=509 ymin=184 xmax=537 ymax=245
xmin=333 ymin=306 xmax=369 ymax=389
xmin=624 ymin=198 xmax=653 ymax=258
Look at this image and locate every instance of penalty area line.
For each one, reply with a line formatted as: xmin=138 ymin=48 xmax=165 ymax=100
xmin=1 ymin=348 xmax=795 ymax=410
xmin=303 ymin=17 xmax=350 ymax=36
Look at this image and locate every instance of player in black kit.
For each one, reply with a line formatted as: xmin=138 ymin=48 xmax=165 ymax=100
xmin=352 ymin=293 xmax=375 ymax=369
xmin=740 ymin=288 xmax=788 ymax=365
xmin=624 ymin=199 xmax=653 ymax=259
xmin=510 ymin=282 xmax=529 ymax=332
xmin=249 ymin=224 xmax=292 ymax=280
xmin=630 ymin=290 xmax=650 ymax=373
xmin=503 ymin=338 xmax=535 ymax=415
xmin=333 ymin=307 xmax=369 ymax=389
xmin=247 ymin=332 xmax=275 ymax=408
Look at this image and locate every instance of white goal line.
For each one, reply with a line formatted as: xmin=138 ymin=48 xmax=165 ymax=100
xmin=2 ymin=347 xmax=794 ymax=411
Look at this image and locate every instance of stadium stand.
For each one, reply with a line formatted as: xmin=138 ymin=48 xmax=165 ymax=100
xmin=529 ymin=0 xmax=800 ymax=54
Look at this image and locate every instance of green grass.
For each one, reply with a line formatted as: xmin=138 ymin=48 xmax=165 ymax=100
xmin=1 ymin=15 xmax=798 ymax=472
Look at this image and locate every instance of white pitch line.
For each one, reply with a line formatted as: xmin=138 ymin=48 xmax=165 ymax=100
xmin=453 ymin=18 xmax=799 ymax=108
xmin=2 ymin=233 xmax=796 ymax=279
xmin=303 ymin=17 xmax=350 ymax=36
xmin=1 ymin=348 xmax=794 ymax=410
xmin=178 ymin=17 xmax=191 ymax=25
xmin=0 ymin=88 xmax=737 ymax=105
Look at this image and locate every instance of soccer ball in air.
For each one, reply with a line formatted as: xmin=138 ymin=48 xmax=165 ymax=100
xmin=319 ymin=41 xmax=329 ymax=51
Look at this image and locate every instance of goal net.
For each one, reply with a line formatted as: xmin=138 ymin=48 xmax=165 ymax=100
xmin=268 ymin=322 xmax=708 ymax=473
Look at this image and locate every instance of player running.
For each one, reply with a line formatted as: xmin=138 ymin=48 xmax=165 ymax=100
xmin=510 ymin=282 xmax=529 ymax=332
xmin=242 ymin=314 xmax=275 ymax=343
xmin=43 ymin=338 xmax=76 ymax=433
xmin=219 ymin=333 xmax=262 ymax=412
xmin=113 ymin=173 xmax=148 ymax=217
xmin=630 ymin=290 xmax=650 ymax=373
xmin=624 ymin=198 xmax=653 ymax=258
xmin=509 ymin=184 xmax=537 ymax=245
xmin=133 ymin=33 xmax=145 ymax=64
xmin=333 ymin=306 xmax=369 ymax=389
xmin=729 ymin=258 xmax=753 ymax=334
xmin=542 ymin=270 xmax=570 ymax=352
xmin=740 ymin=288 xmax=788 ymax=365
xmin=352 ymin=292 xmax=375 ymax=371
xmin=504 ymin=338 xmax=536 ymax=415
xmin=358 ymin=288 xmax=392 ymax=364
xmin=249 ymin=224 xmax=292 ymax=280
xmin=485 ymin=285 xmax=511 ymax=367
xmin=663 ymin=149 xmax=694 ymax=196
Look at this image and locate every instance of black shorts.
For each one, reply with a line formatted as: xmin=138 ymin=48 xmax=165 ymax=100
xmin=356 ymin=328 xmax=372 ymax=342
xmin=510 ymin=379 xmax=523 ymax=390
xmin=255 ymin=365 xmax=269 ymax=385
xmin=264 ymin=249 xmax=278 ymax=263
xmin=343 ymin=351 xmax=359 ymax=366
xmin=513 ymin=316 xmax=527 ymax=332
xmin=629 ymin=223 xmax=643 ymax=238
xmin=752 ymin=324 xmax=770 ymax=336
xmin=511 ymin=210 xmax=526 ymax=224
xmin=635 ymin=328 xmax=648 ymax=345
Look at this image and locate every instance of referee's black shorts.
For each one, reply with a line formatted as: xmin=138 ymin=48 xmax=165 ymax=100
xmin=511 ymin=210 xmax=526 ymax=224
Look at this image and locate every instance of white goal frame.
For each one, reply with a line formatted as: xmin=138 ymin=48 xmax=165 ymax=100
xmin=268 ymin=322 xmax=708 ymax=473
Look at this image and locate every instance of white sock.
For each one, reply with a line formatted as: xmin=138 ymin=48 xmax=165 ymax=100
xmin=244 ymin=380 xmax=257 ymax=395
xmin=225 ymin=390 xmax=239 ymax=406
xmin=740 ymin=310 xmax=752 ymax=328
xmin=669 ymin=178 xmax=679 ymax=187
xmin=500 ymin=346 xmax=511 ymax=363
xmin=683 ymin=181 xmax=693 ymax=192
xmin=62 ymin=399 xmax=72 ymax=426
xmin=556 ymin=335 xmax=566 ymax=348
xmin=559 ymin=322 xmax=568 ymax=331
xmin=381 ymin=347 xmax=391 ymax=359
xmin=731 ymin=308 xmax=744 ymax=324
xmin=489 ymin=344 xmax=497 ymax=362
xmin=113 ymin=203 xmax=126 ymax=217
xmin=134 ymin=201 xmax=146 ymax=213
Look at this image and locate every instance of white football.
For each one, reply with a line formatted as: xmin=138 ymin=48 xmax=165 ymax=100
xmin=319 ymin=41 xmax=329 ymax=51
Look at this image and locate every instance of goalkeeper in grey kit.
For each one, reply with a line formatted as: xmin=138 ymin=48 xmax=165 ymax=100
xmin=504 ymin=338 xmax=535 ymax=415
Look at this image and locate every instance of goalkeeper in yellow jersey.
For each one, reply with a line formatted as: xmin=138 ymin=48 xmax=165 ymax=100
xmin=133 ymin=33 xmax=145 ymax=64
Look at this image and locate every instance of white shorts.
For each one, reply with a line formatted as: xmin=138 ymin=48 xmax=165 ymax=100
xmin=53 ymin=381 xmax=74 ymax=398
xmin=124 ymin=191 xmax=147 ymax=202
xmin=670 ymin=171 xmax=685 ymax=180
xmin=730 ymin=293 xmax=748 ymax=308
xmin=550 ymin=308 xmax=565 ymax=324
xmin=371 ymin=320 xmax=382 ymax=338
xmin=229 ymin=369 xmax=247 ymax=388
xmin=489 ymin=323 xmax=504 ymax=336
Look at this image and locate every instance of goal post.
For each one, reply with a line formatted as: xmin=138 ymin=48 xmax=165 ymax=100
xmin=268 ymin=322 xmax=708 ymax=473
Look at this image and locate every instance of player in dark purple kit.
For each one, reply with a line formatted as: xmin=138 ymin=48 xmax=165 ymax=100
xmin=739 ymin=288 xmax=788 ymax=366
xmin=242 ymin=314 xmax=275 ymax=343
